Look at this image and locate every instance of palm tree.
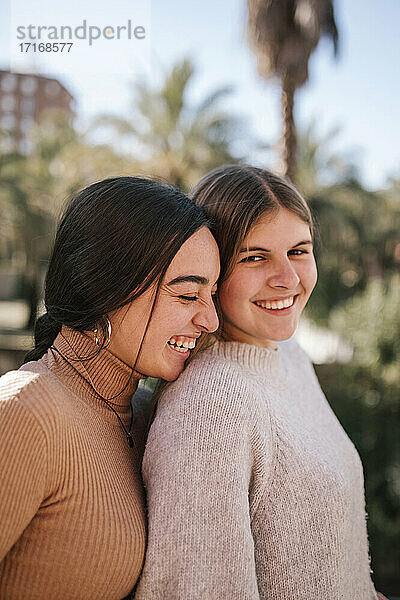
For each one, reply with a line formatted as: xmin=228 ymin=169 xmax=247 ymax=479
xmin=91 ymin=59 xmax=244 ymax=190
xmin=247 ymin=0 xmax=339 ymax=181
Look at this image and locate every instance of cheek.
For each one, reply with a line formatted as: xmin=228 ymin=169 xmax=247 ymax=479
xmin=305 ymin=261 xmax=318 ymax=292
xmin=148 ymin=301 xmax=194 ymax=338
xmin=219 ymin=276 xmax=241 ymax=310
xmin=217 ymin=282 xmax=232 ymax=320
xmin=219 ymin=272 xmax=256 ymax=317
xmin=299 ymin=261 xmax=318 ymax=298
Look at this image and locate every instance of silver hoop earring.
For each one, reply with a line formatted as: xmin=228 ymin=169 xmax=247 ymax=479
xmin=94 ymin=317 xmax=112 ymax=349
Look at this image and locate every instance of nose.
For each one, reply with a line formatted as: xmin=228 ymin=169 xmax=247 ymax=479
xmin=193 ymin=298 xmax=219 ymax=333
xmin=267 ymin=257 xmax=300 ymax=290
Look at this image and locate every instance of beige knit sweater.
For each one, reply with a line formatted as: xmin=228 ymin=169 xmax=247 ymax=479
xmin=0 ymin=327 xmax=146 ymax=599
xmin=135 ymin=338 xmax=378 ymax=599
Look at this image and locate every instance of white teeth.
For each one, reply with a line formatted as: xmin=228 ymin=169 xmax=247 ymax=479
xmin=167 ymin=336 xmax=197 ymax=352
xmin=255 ymin=296 xmax=294 ymax=310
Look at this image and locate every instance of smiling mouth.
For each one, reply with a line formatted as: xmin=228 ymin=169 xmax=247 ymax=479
xmin=253 ymin=295 xmax=298 ymax=312
xmin=167 ymin=335 xmax=197 ymax=356
xmin=167 ymin=344 xmax=190 ymax=357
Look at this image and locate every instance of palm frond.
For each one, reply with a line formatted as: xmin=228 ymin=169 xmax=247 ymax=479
xmin=195 ymin=86 xmax=235 ymax=116
xmin=89 ymin=114 xmax=138 ymax=136
xmin=247 ymin=0 xmax=339 ymax=86
xmin=161 ymin=59 xmax=194 ymax=126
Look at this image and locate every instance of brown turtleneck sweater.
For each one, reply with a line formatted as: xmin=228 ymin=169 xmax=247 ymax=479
xmin=0 ymin=327 xmax=146 ymax=600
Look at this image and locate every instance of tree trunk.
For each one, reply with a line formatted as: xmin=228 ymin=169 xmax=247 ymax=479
xmin=281 ymin=73 xmax=297 ymax=183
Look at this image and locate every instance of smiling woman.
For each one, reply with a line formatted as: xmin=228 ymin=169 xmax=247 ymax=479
xmin=107 ymin=227 xmax=219 ymax=382
xmin=219 ymin=207 xmax=317 ymax=347
xmin=0 ymin=176 xmax=219 ymax=600
xmin=135 ymin=166 xmax=380 ymax=600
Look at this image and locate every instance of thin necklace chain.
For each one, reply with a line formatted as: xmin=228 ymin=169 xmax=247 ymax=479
xmin=48 ymin=278 xmax=165 ymax=449
xmin=50 ymin=341 xmax=135 ymax=448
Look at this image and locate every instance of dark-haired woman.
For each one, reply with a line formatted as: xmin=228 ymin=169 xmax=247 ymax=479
xmin=135 ymin=166 xmax=382 ymax=599
xmin=0 ymin=177 xmax=219 ymax=599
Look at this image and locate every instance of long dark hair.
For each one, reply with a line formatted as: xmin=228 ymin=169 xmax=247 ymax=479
xmin=24 ymin=176 xmax=209 ymax=363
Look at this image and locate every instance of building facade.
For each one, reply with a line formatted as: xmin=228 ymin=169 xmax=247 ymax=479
xmin=0 ymin=70 xmax=74 ymax=154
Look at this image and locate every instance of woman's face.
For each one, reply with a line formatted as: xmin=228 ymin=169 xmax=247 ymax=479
xmin=218 ymin=207 xmax=317 ymax=349
xmin=108 ymin=227 xmax=220 ymax=381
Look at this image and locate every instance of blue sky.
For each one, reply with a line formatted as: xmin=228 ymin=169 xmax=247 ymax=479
xmin=1 ymin=0 xmax=399 ymax=189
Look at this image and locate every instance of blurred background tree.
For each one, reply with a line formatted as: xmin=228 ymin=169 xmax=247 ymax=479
xmin=297 ymin=136 xmax=400 ymax=322
xmin=316 ymin=274 xmax=400 ymax=592
xmin=247 ymin=0 xmax=338 ymax=181
xmin=91 ymin=59 xmax=244 ymax=191
xmin=0 ymin=132 xmax=54 ymax=327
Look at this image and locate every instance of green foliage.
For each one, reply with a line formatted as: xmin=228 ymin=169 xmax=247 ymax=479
xmin=91 ymin=58 xmax=245 ymax=190
xmin=316 ymin=358 xmax=400 ymax=593
xmin=315 ymin=276 xmax=400 ymax=593
xmin=0 ymin=110 xmax=132 ymax=325
xmin=330 ymin=276 xmax=400 ymax=388
xmin=296 ymin=125 xmax=400 ymax=325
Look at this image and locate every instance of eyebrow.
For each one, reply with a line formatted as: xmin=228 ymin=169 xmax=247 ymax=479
xmin=239 ymin=240 xmax=313 ymax=253
xmin=167 ymin=275 xmax=210 ymax=286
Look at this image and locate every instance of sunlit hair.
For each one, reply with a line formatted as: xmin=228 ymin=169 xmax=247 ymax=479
xmin=190 ymin=164 xmax=314 ymax=285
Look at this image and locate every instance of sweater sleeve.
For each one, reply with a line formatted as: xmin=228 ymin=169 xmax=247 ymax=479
xmin=0 ymin=394 xmax=48 ymax=560
xmin=134 ymin=365 xmax=260 ymax=600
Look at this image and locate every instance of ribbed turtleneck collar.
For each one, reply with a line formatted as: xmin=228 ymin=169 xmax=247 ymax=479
xmin=46 ymin=326 xmax=140 ymax=409
xmin=207 ymin=339 xmax=283 ymax=377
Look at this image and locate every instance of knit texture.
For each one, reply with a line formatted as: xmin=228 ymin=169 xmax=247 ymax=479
xmin=135 ymin=338 xmax=378 ymax=600
xmin=0 ymin=327 xmax=146 ymax=600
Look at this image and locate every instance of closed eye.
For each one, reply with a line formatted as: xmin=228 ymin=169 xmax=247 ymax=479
xmin=179 ymin=295 xmax=198 ymax=302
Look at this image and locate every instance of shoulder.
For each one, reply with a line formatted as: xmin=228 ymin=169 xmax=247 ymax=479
xmin=155 ymin=346 xmax=262 ymax=440
xmin=0 ymin=367 xmax=41 ymax=400
xmin=279 ymin=336 xmax=310 ymax=359
xmin=144 ymin=347 xmax=275 ymax=490
xmin=165 ymin=346 xmax=255 ymax=405
xmin=279 ymin=337 xmax=322 ymax=397
xmin=280 ymin=337 xmax=315 ymax=370
xmin=0 ymin=364 xmax=68 ymax=436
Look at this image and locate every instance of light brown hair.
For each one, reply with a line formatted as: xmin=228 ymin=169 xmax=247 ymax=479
xmin=190 ymin=164 xmax=314 ymax=285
